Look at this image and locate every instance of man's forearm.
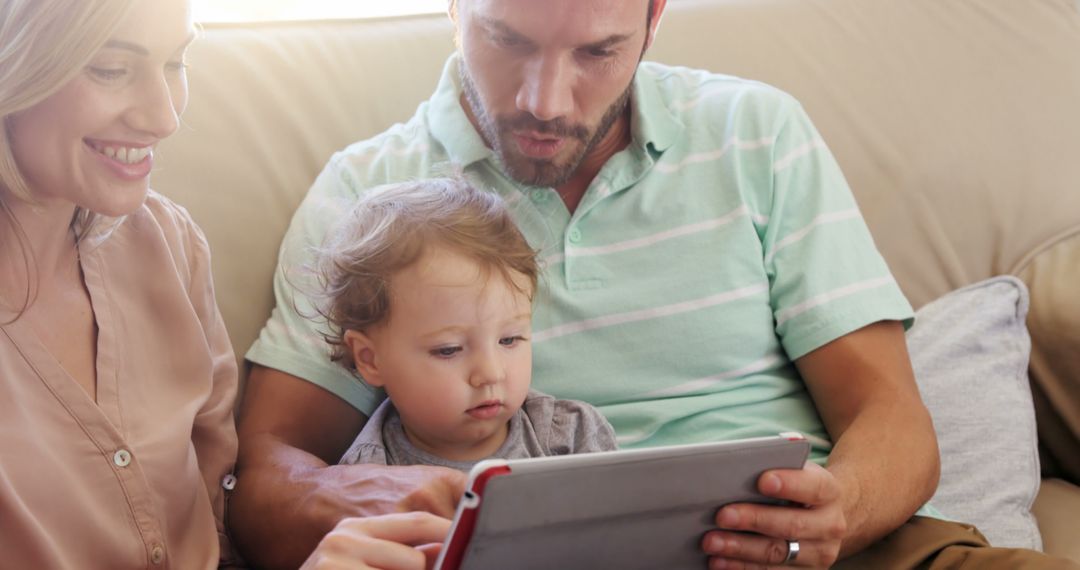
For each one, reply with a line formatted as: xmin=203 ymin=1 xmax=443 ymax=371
xmin=229 ymin=436 xmax=345 ymax=570
xmin=827 ymin=398 xmax=940 ymax=558
xmin=228 ymin=435 xmax=466 ymax=569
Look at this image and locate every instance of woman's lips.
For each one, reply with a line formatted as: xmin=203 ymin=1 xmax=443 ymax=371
xmin=85 ymin=140 xmax=154 ymax=181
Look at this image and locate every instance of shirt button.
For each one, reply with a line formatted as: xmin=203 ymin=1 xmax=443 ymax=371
xmin=568 ymin=227 xmax=583 ymax=243
xmin=221 ymin=474 xmax=237 ymax=491
xmin=113 ymin=449 xmax=132 ymax=468
xmin=531 ymin=189 xmax=548 ymax=202
xmin=150 ymin=544 xmax=165 ymax=565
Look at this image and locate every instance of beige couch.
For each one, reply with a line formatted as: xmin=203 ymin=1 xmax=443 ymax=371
xmin=153 ymin=0 xmax=1080 ymax=561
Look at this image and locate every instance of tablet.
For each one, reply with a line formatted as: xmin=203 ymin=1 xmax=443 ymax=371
xmin=434 ymin=433 xmax=811 ymax=570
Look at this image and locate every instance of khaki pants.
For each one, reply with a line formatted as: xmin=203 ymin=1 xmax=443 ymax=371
xmin=835 ymin=517 xmax=1079 ymax=569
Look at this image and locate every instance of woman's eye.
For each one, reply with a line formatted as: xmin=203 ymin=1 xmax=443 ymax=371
xmin=88 ymin=67 xmax=128 ymax=81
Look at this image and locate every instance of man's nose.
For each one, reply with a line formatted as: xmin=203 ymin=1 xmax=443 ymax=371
xmin=516 ymin=54 xmax=574 ymax=122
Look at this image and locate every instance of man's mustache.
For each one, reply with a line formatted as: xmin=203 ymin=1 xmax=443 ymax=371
xmin=498 ymin=113 xmax=589 ymax=142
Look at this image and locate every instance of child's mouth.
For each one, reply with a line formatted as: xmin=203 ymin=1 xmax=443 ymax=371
xmin=467 ymin=401 xmax=503 ymax=420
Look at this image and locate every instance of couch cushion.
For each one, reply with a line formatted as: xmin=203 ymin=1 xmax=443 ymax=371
xmin=1032 ymin=478 xmax=1080 ymax=561
xmin=153 ymin=16 xmax=455 ymax=366
xmin=1017 ymin=233 xmax=1080 ymax=485
xmin=651 ymin=0 xmax=1080 ymax=308
xmin=908 ymin=276 xmax=1041 ymax=549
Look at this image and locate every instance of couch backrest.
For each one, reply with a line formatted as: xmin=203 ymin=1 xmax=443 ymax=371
xmin=153 ymin=0 xmax=1080 ymax=388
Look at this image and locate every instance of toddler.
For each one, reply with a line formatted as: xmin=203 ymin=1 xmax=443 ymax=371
xmin=316 ymin=177 xmax=617 ymax=470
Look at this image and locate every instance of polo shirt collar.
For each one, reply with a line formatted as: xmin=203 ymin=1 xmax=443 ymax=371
xmin=427 ymin=54 xmax=493 ymax=168
xmin=630 ymin=62 xmax=682 ymax=156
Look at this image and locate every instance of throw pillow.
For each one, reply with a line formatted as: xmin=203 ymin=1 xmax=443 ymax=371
xmin=906 ymin=276 xmax=1042 ymax=550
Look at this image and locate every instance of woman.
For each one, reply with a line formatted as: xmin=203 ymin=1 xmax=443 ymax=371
xmin=0 ymin=0 xmax=447 ymax=568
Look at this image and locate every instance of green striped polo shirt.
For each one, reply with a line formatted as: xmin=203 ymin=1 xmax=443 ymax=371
xmin=248 ymin=54 xmax=915 ymax=466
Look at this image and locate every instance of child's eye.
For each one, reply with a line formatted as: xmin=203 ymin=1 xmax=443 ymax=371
xmin=431 ymin=346 xmax=462 ymax=358
xmin=499 ymin=335 xmax=527 ymax=347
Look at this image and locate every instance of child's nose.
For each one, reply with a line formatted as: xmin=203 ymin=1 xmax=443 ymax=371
xmin=468 ymin=351 xmax=504 ymax=388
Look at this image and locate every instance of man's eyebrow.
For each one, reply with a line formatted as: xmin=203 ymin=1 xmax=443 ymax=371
xmin=479 ymin=16 xmax=528 ymax=41
xmin=480 ymin=16 xmax=633 ymax=51
xmin=582 ymin=33 xmax=634 ymax=51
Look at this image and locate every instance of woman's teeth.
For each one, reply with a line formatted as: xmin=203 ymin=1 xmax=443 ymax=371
xmin=96 ymin=144 xmax=151 ymax=164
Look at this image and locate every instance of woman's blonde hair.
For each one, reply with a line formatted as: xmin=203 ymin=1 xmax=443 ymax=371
xmin=0 ymin=0 xmax=134 ymax=319
xmin=316 ymin=177 xmax=540 ymax=368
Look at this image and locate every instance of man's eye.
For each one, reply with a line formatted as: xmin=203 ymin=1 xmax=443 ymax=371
xmin=586 ymin=48 xmax=614 ymax=58
xmin=431 ymin=346 xmax=462 ymax=357
xmin=494 ymin=35 xmax=523 ymax=49
xmin=88 ymin=67 xmax=128 ymax=81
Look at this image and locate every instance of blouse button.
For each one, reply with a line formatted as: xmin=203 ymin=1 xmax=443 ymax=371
xmin=150 ymin=544 xmax=165 ymax=565
xmin=113 ymin=449 xmax=132 ymax=468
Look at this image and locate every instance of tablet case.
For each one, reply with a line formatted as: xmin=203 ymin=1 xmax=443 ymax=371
xmin=435 ymin=433 xmax=811 ymax=570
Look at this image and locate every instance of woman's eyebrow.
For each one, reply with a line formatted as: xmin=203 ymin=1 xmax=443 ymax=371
xmin=102 ymin=39 xmax=149 ymax=56
xmin=102 ymin=32 xmax=197 ymax=57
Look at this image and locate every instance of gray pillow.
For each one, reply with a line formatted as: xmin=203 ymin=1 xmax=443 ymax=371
xmin=907 ymin=276 xmax=1042 ymax=550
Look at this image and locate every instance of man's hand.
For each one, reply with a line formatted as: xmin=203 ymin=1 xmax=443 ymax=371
xmin=701 ymin=321 xmax=938 ymax=567
xmin=299 ymin=512 xmax=452 ymax=570
xmin=702 ymin=461 xmax=846 ymax=568
xmin=228 ymin=366 xmax=465 ymax=570
xmin=328 ymin=462 xmax=465 ymax=518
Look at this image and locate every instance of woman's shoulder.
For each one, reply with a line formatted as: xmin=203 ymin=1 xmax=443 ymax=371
xmin=105 ymin=191 xmax=211 ymax=286
xmin=136 ymin=190 xmax=204 ymax=241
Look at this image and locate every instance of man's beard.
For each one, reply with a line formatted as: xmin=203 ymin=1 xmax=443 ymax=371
xmin=460 ymin=63 xmax=633 ymax=188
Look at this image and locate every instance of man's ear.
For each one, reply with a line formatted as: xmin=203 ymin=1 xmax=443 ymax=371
xmin=344 ymin=329 xmax=385 ymax=387
xmin=645 ymin=0 xmax=668 ymax=51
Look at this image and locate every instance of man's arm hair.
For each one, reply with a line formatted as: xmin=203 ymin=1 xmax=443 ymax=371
xmin=228 ymin=365 xmax=370 ymax=568
xmin=227 ymin=365 xmax=465 ymax=569
xmin=798 ymin=320 xmax=940 ymax=557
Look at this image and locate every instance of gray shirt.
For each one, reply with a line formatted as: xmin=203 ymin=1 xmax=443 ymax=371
xmin=339 ymin=390 xmax=618 ymax=471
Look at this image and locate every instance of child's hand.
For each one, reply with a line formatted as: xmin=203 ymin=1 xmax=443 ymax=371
xmin=299 ymin=512 xmax=451 ymax=570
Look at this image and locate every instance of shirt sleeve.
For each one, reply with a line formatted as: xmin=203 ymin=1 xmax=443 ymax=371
xmin=174 ymin=207 xmax=243 ymax=566
xmin=338 ymin=400 xmax=393 ymax=466
xmin=244 ymin=157 xmax=384 ymax=415
xmin=547 ymin=397 xmax=619 ymax=454
xmin=762 ymin=100 xmax=914 ymax=360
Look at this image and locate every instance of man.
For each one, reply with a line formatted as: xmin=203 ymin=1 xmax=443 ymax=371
xmin=229 ymin=1 xmax=1070 ymax=568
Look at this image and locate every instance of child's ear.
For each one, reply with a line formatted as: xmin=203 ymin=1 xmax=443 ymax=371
xmin=344 ymin=329 xmax=385 ymax=387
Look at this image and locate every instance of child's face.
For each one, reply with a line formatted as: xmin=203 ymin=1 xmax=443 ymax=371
xmin=352 ymin=247 xmax=533 ymax=462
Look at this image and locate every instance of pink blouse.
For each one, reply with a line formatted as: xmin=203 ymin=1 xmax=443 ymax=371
xmin=1 ymin=193 xmax=239 ymax=569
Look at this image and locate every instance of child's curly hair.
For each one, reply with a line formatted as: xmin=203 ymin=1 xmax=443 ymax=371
xmin=315 ymin=176 xmax=539 ymax=368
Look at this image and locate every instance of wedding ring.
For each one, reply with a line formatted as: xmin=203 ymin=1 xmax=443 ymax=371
xmin=783 ymin=539 xmax=800 ymax=565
